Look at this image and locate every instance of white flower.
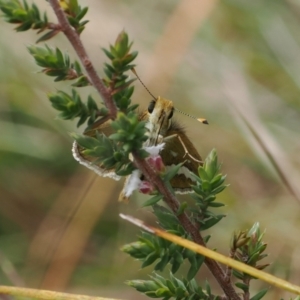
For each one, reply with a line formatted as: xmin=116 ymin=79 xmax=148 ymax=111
xmin=119 ymin=143 xmax=165 ymax=201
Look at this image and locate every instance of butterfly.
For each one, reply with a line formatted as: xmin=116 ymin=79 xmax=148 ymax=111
xmin=72 ymin=96 xmax=207 ymax=199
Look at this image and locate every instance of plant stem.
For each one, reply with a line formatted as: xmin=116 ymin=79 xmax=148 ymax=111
xmin=133 ymin=154 xmax=240 ymax=300
xmin=243 ymin=277 xmax=251 ymax=300
xmin=48 ymin=1 xmax=240 ymax=298
xmin=48 ymin=0 xmax=117 ymax=119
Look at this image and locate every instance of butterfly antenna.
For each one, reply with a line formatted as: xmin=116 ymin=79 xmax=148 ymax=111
xmin=175 ymin=107 xmax=209 ymax=125
xmin=131 ymin=68 xmax=208 ymax=124
xmin=131 ymin=68 xmax=156 ymax=99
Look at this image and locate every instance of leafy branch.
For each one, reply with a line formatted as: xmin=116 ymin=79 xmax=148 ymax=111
xmin=0 ymin=0 xmax=88 ymax=42
xmin=28 ymin=45 xmax=90 ymax=85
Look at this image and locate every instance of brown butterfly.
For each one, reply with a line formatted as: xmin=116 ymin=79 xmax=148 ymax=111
xmin=72 ymin=96 xmax=207 ymax=199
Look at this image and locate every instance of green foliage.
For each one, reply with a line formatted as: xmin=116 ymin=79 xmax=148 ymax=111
xmin=162 ymin=162 xmax=185 ymax=183
xmin=122 ymin=150 xmax=272 ymax=299
xmin=72 ymin=130 xmax=135 ymax=176
xmin=0 ymin=0 xmax=48 ymax=32
xmin=231 ymin=223 xmax=269 ymax=274
xmin=24 ymin=27 xmax=143 ymax=176
xmin=126 ymin=273 xmax=211 ymax=300
xmin=190 ymin=149 xmax=227 ymax=230
xmin=250 ymin=289 xmax=268 ymax=300
xmin=0 ymin=0 xmax=88 ymax=42
xmin=72 ymin=132 xmax=122 ymax=168
xmin=102 ymin=31 xmax=138 ymax=112
xmin=142 ymin=194 xmax=164 ymax=207
xmin=57 ymin=0 xmax=89 ymax=34
xmin=122 ymin=151 xmax=232 ymax=297
xmin=73 ymin=109 xmax=148 ymax=176
xmin=122 ymin=230 xmax=205 ymax=278
xmin=48 ymin=89 xmax=106 ymax=127
xmin=28 ymin=45 xmax=90 ymax=85
xmin=29 ymin=30 xmax=144 ymax=177
xmin=152 ymin=205 xmax=185 ymax=234
xmin=110 ymin=112 xmax=148 ymax=156
xmin=68 ymin=32 xmax=145 ymax=175
xmin=231 ymin=223 xmax=269 ymax=298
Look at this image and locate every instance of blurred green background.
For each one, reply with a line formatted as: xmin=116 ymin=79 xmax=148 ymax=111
xmin=0 ymin=0 xmax=300 ymax=299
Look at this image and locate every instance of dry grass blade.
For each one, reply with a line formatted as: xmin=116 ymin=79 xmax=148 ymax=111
xmin=220 ymin=58 xmax=300 ymax=203
xmin=0 ymin=251 xmax=25 ymax=287
xmin=120 ymin=214 xmax=300 ymax=296
xmin=0 ymin=286 xmax=121 ymax=300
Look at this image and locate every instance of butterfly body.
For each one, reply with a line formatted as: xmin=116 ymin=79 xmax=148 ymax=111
xmin=140 ymin=96 xmax=202 ymax=193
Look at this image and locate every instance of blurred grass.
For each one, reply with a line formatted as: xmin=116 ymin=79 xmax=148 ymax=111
xmin=0 ymin=0 xmax=300 ymax=299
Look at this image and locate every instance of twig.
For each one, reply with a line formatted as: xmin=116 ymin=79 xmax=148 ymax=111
xmin=225 ymin=249 xmax=235 ymax=282
xmin=47 ymin=23 xmax=61 ymax=30
xmin=133 ymin=154 xmax=240 ymax=300
xmin=48 ymin=1 xmax=240 ymax=298
xmin=243 ymin=277 xmax=250 ymax=300
xmin=48 ymin=0 xmax=117 ymax=119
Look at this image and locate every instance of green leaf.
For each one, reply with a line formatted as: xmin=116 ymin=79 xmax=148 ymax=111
xmin=201 ymin=180 xmax=211 ymax=192
xmin=187 ymin=262 xmax=199 ymax=281
xmin=71 ymin=133 xmax=99 ymax=149
xmin=197 ymin=166 xmax=209 ymax=181
xmin=152 ymin=205 xmax=182 ymax=230
xmin=211 ymin=185 xmax=227 ymax=194
xmin=191 ymin=186 xmax=205 ymax=197
xmin=156 ymin=287 xmax=172 ymax=298
xmin=72 ymin=75 xmax=90 ymax=87
xmin=36 ymin=29 xmax=60 ymax=43
xmin=142 ymin=194 xmax=163 ymax=207
xmin=211 ymin=174 xmax=226 ymax=187
xmin=250 ymin=289 xmax=268 ymax=300
xmin=200 ymin=215 xmax=225 ymax=231
xmin=170 ymin=259 xmax=181 ymax=274
xmin=154 ymin=254 xmax=170 ymax=272
xmin=235 ymin=282 xmax=249 ymax=292
xmin=163 ymin=163 xmax=184 ymax=182
xmin=207 ymin=202 xmax=225 ymax=207
xmin=165 ymin=279 xmax=176 ymax=294
xmin=76 ymin=6 xmax=88 ymax=21
xmin=176 ymin=201 xmax=187 ymax=216
xmin=141 ymin=252 xmax=159 ymax=268
xmin=205 ymin=280 xmax=211 ymax=296
xmin=232 ymin=269 xmax=244 ymax=280
xmin=248 ymin=222 xmax=260 ymax=237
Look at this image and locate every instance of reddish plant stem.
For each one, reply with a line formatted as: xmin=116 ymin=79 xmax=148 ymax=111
xmin=47 ymin=23 xmax=61 ymax=30
xmin=243 ymin=277 xmax=251 ymax=300
xmin=133 ymin=153 xmax=240 ymax=300
xmin=48 ymin=0 xmax=117 ymax=119
xmin=48 ymin=1 xmax=240 ymax=298
xmin=225 ymin=249 xmax=235 ymax=282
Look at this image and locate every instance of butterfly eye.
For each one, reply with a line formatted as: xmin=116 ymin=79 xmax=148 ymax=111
xmin=168 ymin=108 xmax=174 ymax=119
xmin=148 ymin=100 xmax=156 ymax=113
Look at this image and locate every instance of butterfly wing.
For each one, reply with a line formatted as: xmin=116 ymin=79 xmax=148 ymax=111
xmin=160 ymin=122 xmax=202 ymax=193
xmin=72 ymin=120 xmax=121 ymax=180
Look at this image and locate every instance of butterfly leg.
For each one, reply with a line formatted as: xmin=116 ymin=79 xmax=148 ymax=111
xmin=163 ymin=134 xmax=202 ymax=164
xmin=119 ymin=175 xmax=131 ymax=202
